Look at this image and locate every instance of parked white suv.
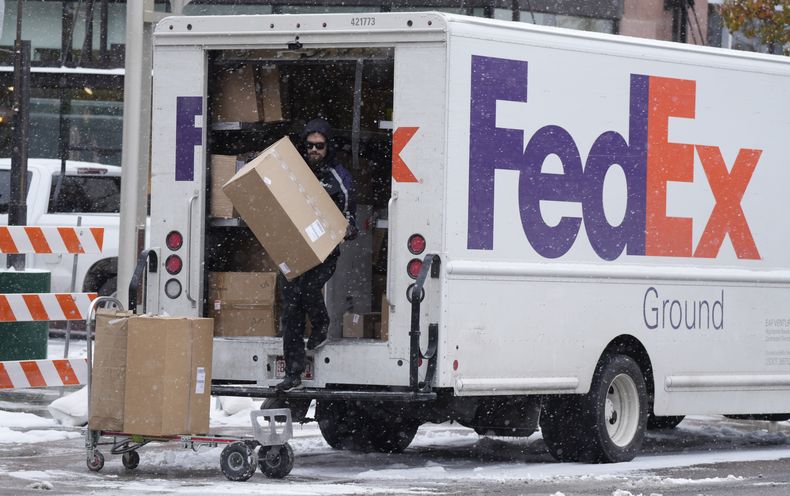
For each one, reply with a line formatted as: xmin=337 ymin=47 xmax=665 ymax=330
xmin=0 ymin=159 xmax=121 ymax=296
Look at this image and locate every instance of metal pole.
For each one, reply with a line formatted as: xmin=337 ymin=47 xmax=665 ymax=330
xmin=79 ymin=0 xmax=96 ymax=67
xmin=118 ymin=1 xmax=146 ymax=307
xmin=64 ymin=216 xmax=82 ymax=359
xmin=99 ymin=0 xmax=108 ymax=65
xmin=8 ymin=0 xmax=29 ymax=270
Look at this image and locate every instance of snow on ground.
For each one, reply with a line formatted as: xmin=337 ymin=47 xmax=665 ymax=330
xmin=47 ymin=337 xmax=88 ymax=360
xmin=2 ymin=395 xmax=790 ymax=494
xmin=0 ymin=406 xmax=80 ymax=444
xmin=0 ymin=339 xmax=787 ymax=493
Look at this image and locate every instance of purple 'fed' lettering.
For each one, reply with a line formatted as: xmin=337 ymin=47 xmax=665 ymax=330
xmin=468 ymin=55 xmax=529 ymax=251
xmin=467 ymin=55 xmax=652 ymax=260
xmin=175 ymin=96 xmax=203 ymax=182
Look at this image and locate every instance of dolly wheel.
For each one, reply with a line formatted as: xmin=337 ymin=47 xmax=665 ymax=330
xmin=122 ymin=450 xmax=140 ymax=470
xmin=87 ymin=451 xmax=105 ymax=472
xmin=259 ymin=443 xmax=294 ymax=479
xmin=220 ymin=441 xmax=257 ymax=482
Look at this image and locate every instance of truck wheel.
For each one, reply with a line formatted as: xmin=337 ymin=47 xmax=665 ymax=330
xmin=316 ymin=400 xmax=372 ymax=451
xmin=316 ymin=401 xmax=417 ymax=453
xmin=540 ymin=396 xmax=585 ymax=462
xmin=577 ymin=354 xmax=647 ymax=463
xmin=98 ymin=276 xmax=117 ymax=297
xmin=316 ymin=400 xmax=353 ymax=450
xmin=368 ymin=419 xmax=419 ymax=454
xmin=220 ymin=441 xmax=257 ymax=481
xmin=258 ymin=443 xmax=294 ymax=479
xmin=647 ymin=413 xmax=685 ymax=430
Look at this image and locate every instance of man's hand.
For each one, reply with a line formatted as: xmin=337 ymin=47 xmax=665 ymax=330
xmin=344 ymin=223 xmax=359 ymax=241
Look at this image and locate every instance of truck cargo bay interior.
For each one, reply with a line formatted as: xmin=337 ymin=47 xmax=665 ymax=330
xmin=204 ymin=47 xmax=394 ymax=341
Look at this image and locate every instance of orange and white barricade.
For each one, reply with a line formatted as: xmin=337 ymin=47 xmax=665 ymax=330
xmin=0 ymin=226 xmax=105 ymax=389
xmin=0 ymin=358 xmax=88 ymax=389
xmin=0 ymin=226 xmax=104 ymax=254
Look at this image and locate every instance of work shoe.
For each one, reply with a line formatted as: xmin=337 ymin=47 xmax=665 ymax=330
xmin=306 ymin=331 xmax=328 ymax=351
xmin=275 ymin=375 xmax=303 ymax=392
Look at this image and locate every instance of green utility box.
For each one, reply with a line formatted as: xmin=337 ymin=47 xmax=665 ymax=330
xmin=0 ymin=270 xmax=51 ymax=361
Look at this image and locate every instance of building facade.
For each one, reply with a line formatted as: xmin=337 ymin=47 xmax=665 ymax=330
xmin=0 ymin=0 xmax=723 ymax=167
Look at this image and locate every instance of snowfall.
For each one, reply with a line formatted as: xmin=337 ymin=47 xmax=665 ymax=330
xmin=2 ymin=341 xmax=790 ymax=495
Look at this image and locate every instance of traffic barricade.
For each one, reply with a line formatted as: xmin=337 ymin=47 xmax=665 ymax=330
xmin=0 ymin=225 xmax=103 ymax=381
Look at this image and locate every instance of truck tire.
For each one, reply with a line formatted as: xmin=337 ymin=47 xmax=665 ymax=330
xmin=98 ymin=275 xmax=117 ymax=297
xmin=316 ymin=400 xmax=418 ymax=453
xmin=367 ymin=418 xmax=419 ymax=454
xmin=579 ymin=354 xmax=647 ymax=462
xmin=647 ymin=413 xmax=685 ymax=430
xmin=316 ymin=400 xmax=358 ymax=450
xmin=540 ymin=396 xmax=586 ymax=462
xmin=542 ymin=354 xmax=647 ymax=463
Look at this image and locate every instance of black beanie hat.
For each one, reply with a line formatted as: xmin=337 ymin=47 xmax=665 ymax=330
xmin=302 ymin=118 xmax=333 ymax=142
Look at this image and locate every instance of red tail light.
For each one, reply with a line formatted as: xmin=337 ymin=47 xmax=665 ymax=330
xmin=407 ymin=258 xmax=422 ymax=279
xmin=165 ymin=255 xmax=183 ymax=275
xmin=166 ymin=231 xmax=183 ymax=250
xmin=407 ymin=233 xmax=426 ymax=254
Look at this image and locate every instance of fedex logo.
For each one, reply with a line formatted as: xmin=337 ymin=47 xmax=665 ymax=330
xmin=175 ymin=96 xmax=203 ymax=182
xmin=467 ymin=55 xmax=762 ymax=260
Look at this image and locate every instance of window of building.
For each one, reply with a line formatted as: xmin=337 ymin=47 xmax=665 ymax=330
xmin=520 ymin=11 xmax=615 ymax=34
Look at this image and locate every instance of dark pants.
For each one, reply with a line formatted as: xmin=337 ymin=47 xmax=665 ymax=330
xmin=280 ymin=251 xmax=339 ymax=376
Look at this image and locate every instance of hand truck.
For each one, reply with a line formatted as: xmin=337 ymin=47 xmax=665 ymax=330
xmin=84 ymin=296 xmax=295 ymax=481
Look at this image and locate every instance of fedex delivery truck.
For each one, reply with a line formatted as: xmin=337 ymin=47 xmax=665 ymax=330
xmin=144 ymin=12 xmax=790 ymax=462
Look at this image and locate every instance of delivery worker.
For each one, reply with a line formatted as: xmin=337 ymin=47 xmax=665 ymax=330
xmin=276 ymin=118 xmax=358 ymax=392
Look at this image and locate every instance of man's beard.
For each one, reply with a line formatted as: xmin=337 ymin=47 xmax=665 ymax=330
xmin=307 ymin=153 xmax=323 ymax=166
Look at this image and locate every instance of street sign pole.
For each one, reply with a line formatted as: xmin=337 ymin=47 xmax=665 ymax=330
xmin=8 ymin=0 xmax=30 ymax=270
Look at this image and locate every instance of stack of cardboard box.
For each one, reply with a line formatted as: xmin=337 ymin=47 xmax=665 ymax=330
xmin=210 ymin=64 xmax=282 ymax=124
xmin=208 ymin=271 xmax=278 ymax=337
xmin=89 ymin=312 xmax=213 ymax=437
xmin=210 ymin=155 xmax=245 ymax=219
xmin=342 ymin=293 xmax=389 ymax=340
xmin=342 ymin=312 xmax=380 ymax=338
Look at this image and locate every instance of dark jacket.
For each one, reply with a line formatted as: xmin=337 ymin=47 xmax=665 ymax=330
xmin=302 ymin=119 xmax=357 ymax=236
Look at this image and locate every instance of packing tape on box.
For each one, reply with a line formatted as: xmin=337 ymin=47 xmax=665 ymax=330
xmin=274 ymin=149 xmax=339 ymax=244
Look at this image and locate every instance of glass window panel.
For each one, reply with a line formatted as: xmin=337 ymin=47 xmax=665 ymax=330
xmin=520 ymin=11 xmax=614 ymax=34
xmin=183 ymin=4 xmax=273 ymax=15
xmin=277 ymin=5 xmax=379 ymax=14
xmin=556 ymin=14 xmax=615 ymax=34
xmin=393 ymin=6 xmax=466 ymax=14
xmin=0 ymin=170 xmax=32 ymax=214
xmin=48 ymin=175 xmax=121 ymax=214
xmin=27 ymin=95 xmax=123 ymax=166
xmin=494 ymin=8 xmax=514 ymax=21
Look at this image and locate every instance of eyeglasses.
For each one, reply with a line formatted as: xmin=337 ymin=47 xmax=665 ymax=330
xmin=306 ymin=141 xmax=326 ymax=150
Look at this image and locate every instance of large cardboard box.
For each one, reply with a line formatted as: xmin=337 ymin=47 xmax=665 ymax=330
xmin=210 ymin=154 xmax=243 ymax=218
xmin=88 ymin=309 xmax=133 ymax=432
xmin=123 ymin=316 xmax=213 ymax=436
xmin=211 ymin=65 xmax=283 ymax=123
xmin=378 ymin=294 xmax=389 ymax=341
xmin=343 ymin=312 xmax=380 ymax=338
xmin=208 ymin=272 xmax=278 ymax=337
xmin=222 ymin=137 xmax=348 ymax=280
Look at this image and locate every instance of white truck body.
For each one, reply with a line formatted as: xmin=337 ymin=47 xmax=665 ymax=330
xmin=0 ymin=159 xmax=122 ymax=295
xmin=148 ymin=12 xmax=790 ymax=460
